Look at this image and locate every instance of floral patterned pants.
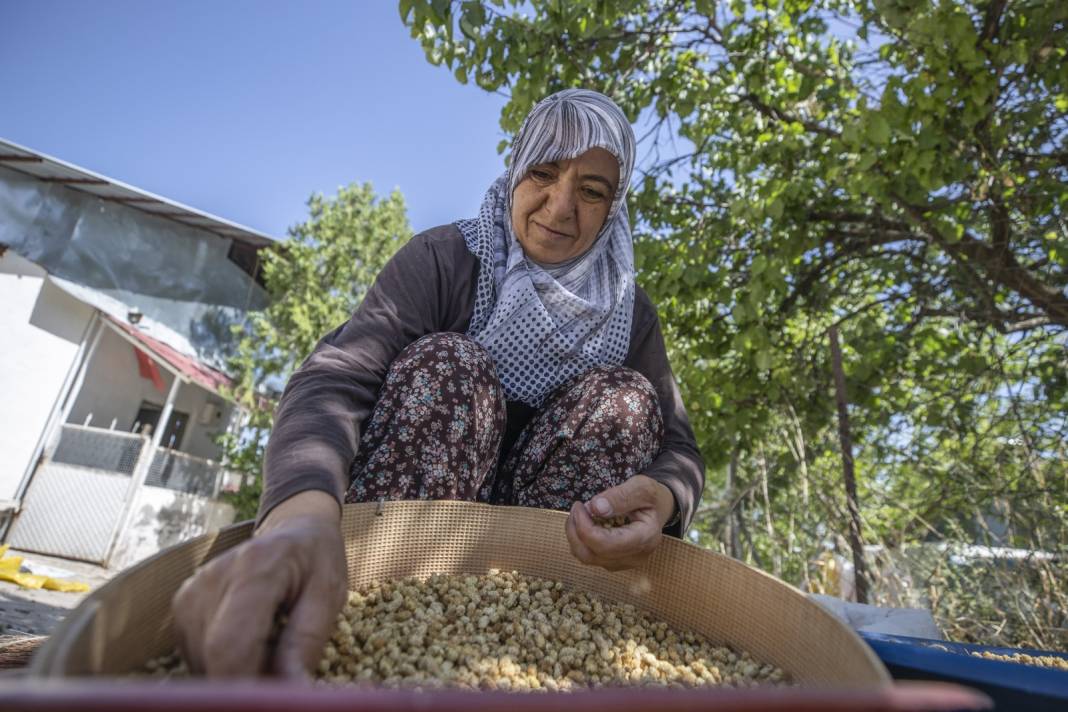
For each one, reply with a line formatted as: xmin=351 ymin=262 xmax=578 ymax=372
xmin=345 ymin=333 xmax=663 ymax=511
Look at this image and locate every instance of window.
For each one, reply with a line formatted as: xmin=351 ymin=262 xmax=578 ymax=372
xmin=226 ymin=241 xmax=266 ymax=289
xmin=131 ymin=402 xmax=190 ymax=450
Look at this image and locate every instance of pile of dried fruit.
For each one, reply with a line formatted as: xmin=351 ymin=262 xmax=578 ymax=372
xmin=316 ymin=570 xmax=787 ymax=691
xmin=970 ymin=650 xmax=1068 ymax=671
xmin=148 ymin=570 xmax=789 ymax=691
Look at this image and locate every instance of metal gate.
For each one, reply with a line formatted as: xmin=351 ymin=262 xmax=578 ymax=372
xmin=6 ymin=425 xmax=141 ymax=563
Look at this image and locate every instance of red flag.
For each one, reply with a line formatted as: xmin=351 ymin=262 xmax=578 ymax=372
xmin=133 ymin=346 xmax=166 ymax=392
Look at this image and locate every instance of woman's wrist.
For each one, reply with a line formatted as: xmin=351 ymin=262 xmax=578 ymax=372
xmin=257 ymin=489 xmax=341 ymax=534
xmin=632 ymin=475 xmax=676 ymax=528
xmin=661 ymin=501 xmax=681 ymax=530
xmin=654 ymin=481 xmax=679 ymax=529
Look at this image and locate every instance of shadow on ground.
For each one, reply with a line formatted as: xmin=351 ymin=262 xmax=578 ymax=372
xmin=0 ymin=589 xmax=68 ymax=636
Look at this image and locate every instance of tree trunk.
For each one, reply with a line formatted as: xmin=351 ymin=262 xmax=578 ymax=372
xmin=726 ymin=445 xmax=741 ymax=559
xmin=758 ymin=446 xmax=782 ymax=577
xmin=828 ymin=325 xmax=869 ymax=603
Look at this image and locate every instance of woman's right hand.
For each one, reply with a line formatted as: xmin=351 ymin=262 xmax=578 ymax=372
xmin=172 ymin=490 xmax=348 ymax=677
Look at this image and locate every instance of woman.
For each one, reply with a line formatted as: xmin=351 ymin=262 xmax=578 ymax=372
xmin=174 ymin=90 xmax=705 ymax=678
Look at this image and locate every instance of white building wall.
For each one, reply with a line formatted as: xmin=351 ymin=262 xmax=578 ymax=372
xmin=111 ymin=485 xmax=235 ymax=570
xmin=67 ymin=328 xmax=178 ymax=432
xmin=0 ymin=252 xmax=93 ymax=501
xmin=168 ymin=383 xmax=232 ymax=460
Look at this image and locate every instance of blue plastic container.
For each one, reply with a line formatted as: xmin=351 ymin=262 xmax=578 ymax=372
xmin=860 ymin=631 xmax=1068 ymax=711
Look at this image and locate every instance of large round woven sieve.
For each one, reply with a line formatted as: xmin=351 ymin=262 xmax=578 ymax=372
xmin=30 ymin=501 xmax=890 ymax=686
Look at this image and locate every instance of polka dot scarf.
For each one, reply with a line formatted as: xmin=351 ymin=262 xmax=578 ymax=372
xmin=456 ymin=89 xmax=636 ymax=407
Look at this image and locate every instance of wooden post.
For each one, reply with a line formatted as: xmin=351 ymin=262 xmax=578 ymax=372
xmin=828 ymin=325 xmax=869 ymax=603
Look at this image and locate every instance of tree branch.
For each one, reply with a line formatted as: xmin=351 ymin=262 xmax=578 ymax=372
xmin=741 ymin=93 xmax=840 ymax=138
xmin=978 ymin=0 xmax=1008 ymax=45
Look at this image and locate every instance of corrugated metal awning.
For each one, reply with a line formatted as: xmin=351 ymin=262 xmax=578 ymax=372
xmin=0 ymin=137 xmax=274 ymax=249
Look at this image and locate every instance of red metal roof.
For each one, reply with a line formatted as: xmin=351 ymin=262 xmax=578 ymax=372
xmin=106 ymin=316 xmax=234 ymax=397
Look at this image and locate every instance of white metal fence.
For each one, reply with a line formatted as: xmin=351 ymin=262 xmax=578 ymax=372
xmin=147 ymin=448 xmax=224 ymax=498
xmin=46 ymin=424 xmax=244 ymax=497
xmin=5 ymin=460 xmax=130 ymax=563
xmin=50 ymin=424 xmax=144 ymax=474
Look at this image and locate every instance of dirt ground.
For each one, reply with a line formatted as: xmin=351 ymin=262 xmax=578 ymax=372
xmin=0 ymin=548 xmax=113 ymax=637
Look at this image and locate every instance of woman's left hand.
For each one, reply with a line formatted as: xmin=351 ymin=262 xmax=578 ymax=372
xmin=565 ymin=474 xmax=676 ymax=571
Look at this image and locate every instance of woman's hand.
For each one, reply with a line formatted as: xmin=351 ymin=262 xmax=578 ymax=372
xmin=565 ymin=474 xmax=676 ymax=571
xmin=172 ymin=490 xmax=347 ymax=678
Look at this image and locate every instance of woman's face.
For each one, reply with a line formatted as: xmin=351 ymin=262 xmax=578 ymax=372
xmin=510 ymin=147 xmax=620 ymax=264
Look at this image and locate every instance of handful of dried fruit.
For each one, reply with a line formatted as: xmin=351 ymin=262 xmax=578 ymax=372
xmin=592 ymin=514 xmax=630 ymax=528
xmin=149 ymin=570 xmax=788 ymax=691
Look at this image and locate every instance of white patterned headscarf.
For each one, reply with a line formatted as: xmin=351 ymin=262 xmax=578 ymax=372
xmin=456 ymin=89 xmax=636 ymax=407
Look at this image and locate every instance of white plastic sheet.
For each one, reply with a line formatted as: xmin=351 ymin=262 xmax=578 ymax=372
xmin=0 ymin=166 xmax=268 ymax=368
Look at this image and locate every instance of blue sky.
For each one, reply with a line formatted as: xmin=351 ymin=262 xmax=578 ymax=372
xmin=0 ymin=1 xmax=509 ymax=239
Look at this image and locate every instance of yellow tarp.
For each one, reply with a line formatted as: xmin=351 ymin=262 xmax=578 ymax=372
xmin=0 ymin=545 xmax=90 ymax=593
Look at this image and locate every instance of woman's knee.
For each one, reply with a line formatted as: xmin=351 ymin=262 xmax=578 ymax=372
xmin=565 ymin=366 xmax=663 ymax=440
xmin=390 ymin=332 xmax=499 ymax=385
xmin=572 ymin=366 xmax=660 ymax=411
xmin=505 ymin=367 xmax=663 ymax=509
xmin=348 ymin=332 xmax=506 ymax=501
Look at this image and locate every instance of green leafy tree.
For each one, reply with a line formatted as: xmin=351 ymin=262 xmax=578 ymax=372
xmin=403 ymin=0 xmax=1068 ymax=648
xmin=221 ymin=183 xmax=412 ymax=520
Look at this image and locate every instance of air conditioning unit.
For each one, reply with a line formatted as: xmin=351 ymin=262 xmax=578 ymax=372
xmin=199 ymin=402 xmax=224 ymax=425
